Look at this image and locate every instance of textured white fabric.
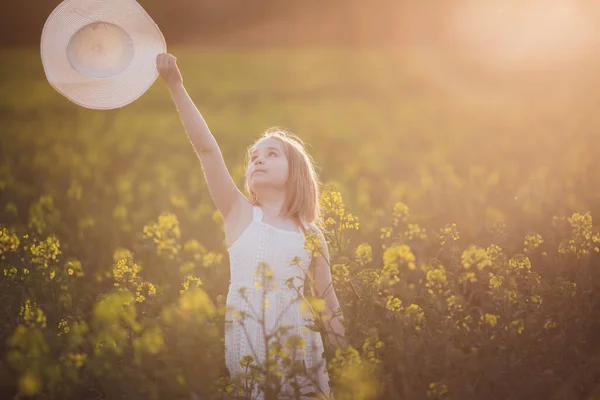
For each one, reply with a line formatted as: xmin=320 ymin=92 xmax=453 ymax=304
xmin=225 ymin=206 xmax=331 ymax=398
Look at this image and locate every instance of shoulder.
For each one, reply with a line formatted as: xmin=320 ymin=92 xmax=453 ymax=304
xmin=226 ymin=196 xmax=254 ymax=221
xmin=304 ymin=223 xmax=329 ymax=257
xmin=222 ymin=197 xmax=254 ymax=238
xmin=304 ymin=223 xmax=325 ymax=238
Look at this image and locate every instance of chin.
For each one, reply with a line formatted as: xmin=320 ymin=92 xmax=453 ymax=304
xmin=249 ymin=175 xmax=270 ymax=188
xmin=249 ymin=182 xmax=285 ymax=195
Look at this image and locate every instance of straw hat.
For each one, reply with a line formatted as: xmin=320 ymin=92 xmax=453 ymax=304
xmin=41 ymin=0 xmax=166 ymax=110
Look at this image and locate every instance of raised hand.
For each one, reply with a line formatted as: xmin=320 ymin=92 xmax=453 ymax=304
xmin=156 ymin=53 xmax=183 ymax=88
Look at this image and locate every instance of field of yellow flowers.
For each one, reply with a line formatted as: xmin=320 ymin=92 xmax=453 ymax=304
xmin=2 ymin=47 xmax=600 ymax=399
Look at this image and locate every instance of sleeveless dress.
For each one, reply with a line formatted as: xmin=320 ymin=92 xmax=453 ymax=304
xmin=225 ymin=206 xmax=331 ymax=398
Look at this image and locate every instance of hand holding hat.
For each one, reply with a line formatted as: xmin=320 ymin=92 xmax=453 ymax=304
xmin=41 ymin=0 xmax=167 ymax=110
xmin=156 ymin=53 xmax=183 ymax=90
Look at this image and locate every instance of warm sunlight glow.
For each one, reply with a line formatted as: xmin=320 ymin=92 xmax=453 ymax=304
xmin=451 ymin=0 xmax=598 ymax=71
xmin=400 ymin=1 xmax=600 ymax=109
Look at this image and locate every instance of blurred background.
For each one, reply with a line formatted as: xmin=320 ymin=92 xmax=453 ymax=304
xmin=3 ymin=1 xmax=600 ymax=398
xmin=6 ymin=0 xmax=600 ymax=109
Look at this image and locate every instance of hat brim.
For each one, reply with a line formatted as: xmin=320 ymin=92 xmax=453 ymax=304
xmin=41 ymin=0 xmax=167 ymax=110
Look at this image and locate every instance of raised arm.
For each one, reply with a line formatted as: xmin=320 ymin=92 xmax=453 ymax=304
xmin=157 ymin=53 xmax=246 ymax=219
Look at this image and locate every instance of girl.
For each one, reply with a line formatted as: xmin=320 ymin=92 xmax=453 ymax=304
xmin=156 ymin=53 xmax=347 ymax=398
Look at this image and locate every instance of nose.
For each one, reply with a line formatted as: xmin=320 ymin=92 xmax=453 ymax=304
xmin=253 ymin=156 xmax=264 ymax=165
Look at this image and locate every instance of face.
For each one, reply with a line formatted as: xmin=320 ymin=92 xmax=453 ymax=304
xmin=246 ymin=138 xmax=290 ymax=195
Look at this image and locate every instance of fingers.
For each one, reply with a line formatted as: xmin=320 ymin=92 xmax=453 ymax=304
xmin=156 ymin=53 xmax=177 ymax=70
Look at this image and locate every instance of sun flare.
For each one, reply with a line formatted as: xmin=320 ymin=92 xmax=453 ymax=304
xmin=450 ymin=0 xmax=598 ymax=71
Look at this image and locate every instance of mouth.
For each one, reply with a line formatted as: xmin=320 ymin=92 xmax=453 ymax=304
xmin=252 ymin=169 xmax=267 ymax=176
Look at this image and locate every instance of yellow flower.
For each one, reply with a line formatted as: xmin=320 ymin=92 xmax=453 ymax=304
xmin=557 ymin=212 xmax=600 ymax=259
xmin=506 ymin=319 xmax=525 ymax=334
xmin=405 ymin=304 xmax=424 ymax=328
xmin=304 ymin=229 xmax=325 ymax=257
xmin=524 ymin=232 xmax=544 ymax=253
xmin=58 ymin=318 xmax=70 ymax=336
xmin=358 ymin=269 xmax=381 ymax=291
xmin=446 ymin=295 xmax=462 ymax=313
xmin=560 ymin=281 xmax=577 ymax=297
xmin=113 ymin=248 xmax=133 ymax=263
xmin=544 ymin=320 xmax=557 ymax=330
xmin=380 ymin=227 xmax=392 ymax=240
xmin=508 ymin=254 xmax=532 ymax=273
xmin=392 ymin=202 xmax=409 ymax=226
xmin=386 ymin=295 xmax=403 ymax=312
xmin=319 ymin=189 xmax=359 ymax=231
xmin=383 ymin=244 xmax=416 ymax=271
xmin=488 ymin=273 xmax=503 ymax=289
xmin=362 ymin=335 xmax=383 ymax=365
xmin=183 ymin=239 xmax=203 ymax=252
xmin=178 ymin=289 xmax=215 ymax=317
xmin=481 ymin=313 xmax=499 ymax=328
xmin=142 ymin=213 xmax=182 ymax=259
xmin=355 ymin=243 xmax=373 ymax=265
xmin=20 ymin=299 xmax=47 ymax=328
xmin=29 ymin=236 xmax=61 ymax=268
xmin=179 ymin=261 xmax=195 ymax=273
xmin=428 ymin=382 xmax=449 ymax=399
xmin=147 ymin=283 xmax=157 ymax=295
xmin=285 ymin=335 xmax=306 ymax=353
xmin=461 ymin=245 xmax=492 ymax=271
xmin=458 ymin=272 xmax=477 ymax=284
xmin=332 ymin=263 xmax=350 ymax=285
xmin=66 ymin=260 xmax=84 ymax=277
xmin=202 ymin=251 xmax=223 ymax=268
xmin=180 ymin=275 xmax=202 ymax=294
xmin=426 ymin=264 xmax=448 ymax=295
xmin=0 ymin=227 xmax=20 ymax=255
xmin=528 ymin=295 xmax=543 ymax=308
xmin=329 ymin=346 xmax=379 ymax=399
xmin=404 ymin=223 xmax=428 ymax=241
xmin=300 ymin=297 xmax=326 ymax=317
xmin=439 ymin=223 xmax=459 ymax=246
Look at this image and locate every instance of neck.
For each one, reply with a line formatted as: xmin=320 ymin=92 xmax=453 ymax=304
xmin=255 ymin=189 xmax=287 ymax=217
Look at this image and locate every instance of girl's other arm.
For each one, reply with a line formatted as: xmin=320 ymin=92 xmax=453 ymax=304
xmin=311 ymin=229 xmax=348 ymax=349
xmin=157 ymin=53 xmax=246 ymax=219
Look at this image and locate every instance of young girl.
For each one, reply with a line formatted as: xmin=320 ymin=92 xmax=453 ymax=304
xmin=157 ymin=53 xmax=347 ymax=398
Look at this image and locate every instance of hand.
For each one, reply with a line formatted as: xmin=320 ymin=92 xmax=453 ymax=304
xmin=156 ymin=53 xmax=183 ymax=88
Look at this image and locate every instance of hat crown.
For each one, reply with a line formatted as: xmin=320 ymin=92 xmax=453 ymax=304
xmin=66 ymin=22 xmax=134 ymax=79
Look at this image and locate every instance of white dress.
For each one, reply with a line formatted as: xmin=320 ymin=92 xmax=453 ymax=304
xmin=225 ymin=206 xmax=331 ymax=398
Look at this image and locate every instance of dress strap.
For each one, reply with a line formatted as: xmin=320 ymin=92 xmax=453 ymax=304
xmin=252 ymin=206 xmax=263 ymax=222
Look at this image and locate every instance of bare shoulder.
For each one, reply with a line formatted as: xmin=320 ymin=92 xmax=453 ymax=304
xmin=305 ymin=224 xmax=329 ymax=258
xmin=223 ymin=196 xmax=254 ymax=248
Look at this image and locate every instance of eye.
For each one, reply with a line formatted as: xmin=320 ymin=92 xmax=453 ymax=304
xmin=268 ymin=151 xmax=277 ymax=157
xmin=250 ymin=155 xmax=257 ymax=162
